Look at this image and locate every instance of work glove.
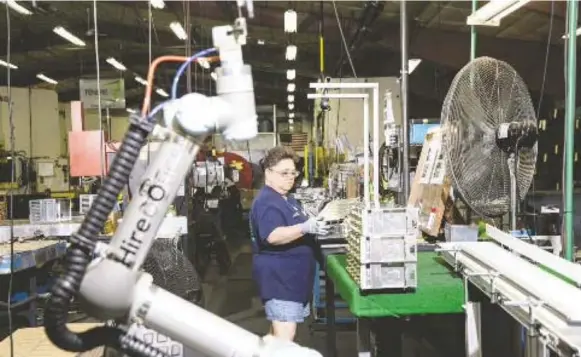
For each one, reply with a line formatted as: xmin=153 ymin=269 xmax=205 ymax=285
xmin=300 ymin=217 xmax=330 ymax=236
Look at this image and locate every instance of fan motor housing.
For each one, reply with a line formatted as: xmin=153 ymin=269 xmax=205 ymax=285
xmin=495 ymin=122 xmax=538 ymax=153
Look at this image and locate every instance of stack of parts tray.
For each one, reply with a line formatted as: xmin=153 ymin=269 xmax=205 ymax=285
xmin=0 ymin=323 xmax=104 ymax=357
xmin=345 ymin=206 xmax=420 ymax=292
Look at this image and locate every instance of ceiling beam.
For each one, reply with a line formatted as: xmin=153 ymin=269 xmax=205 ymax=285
xmin=372 ymin=22 xmax=569 ymax=99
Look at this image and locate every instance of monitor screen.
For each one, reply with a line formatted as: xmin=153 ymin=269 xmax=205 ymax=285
xmin=410 ymin=123 xmax=440 ymax=145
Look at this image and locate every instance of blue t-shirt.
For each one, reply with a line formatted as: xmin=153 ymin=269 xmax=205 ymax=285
xmin=250 ymin=185 xmax=315 ymax=304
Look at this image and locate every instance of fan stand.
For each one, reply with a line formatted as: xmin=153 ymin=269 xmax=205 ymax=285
xmin=507 ymin=153 xmax=518 ymax=231
xmin=496 ymin=121 xmax=537 ymax=232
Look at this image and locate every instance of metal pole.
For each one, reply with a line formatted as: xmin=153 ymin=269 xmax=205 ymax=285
xmin=400 ymin=0 xmax=410 ymax=201
xmin=470 ymin=0 xmax=478 ymax=61
xmin=564 ymin=0 xmax=578 ymax=262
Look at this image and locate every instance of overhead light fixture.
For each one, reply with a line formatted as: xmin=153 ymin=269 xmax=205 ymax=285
xmin=562 ymin=27 xmax=581 ymax=39
xmin=0 ymin=59 xmax=18 ymax=70
xmin=288 ymin=119 xmax=294 ymax=124
xmin=466 ymin=0 xmax=531 ymax=26
xmin=289 ymin=113 xmax=295 ymax=119
xmin=149 ymin=0 xmax=165 ymax=9
xmin=106 ymin=57 xmax=127 ymax=71
xmin=284 ymin=10 xmax=297 ymax=33
xmin=170 ymin=21 xmax=188 ymax=40
xmin=134 ymin=76 xmax=148 ymax=86
xmin=53 ymin=26 xmax=86 ymax=47
xmin=287 ymin=69 xmax=296 ymax=80
xmin=288 ymin=103 xmax=294 ymax=110
xmin=288 ymin=95 xmax=294 ymax=103
xmin=285 ymin=45 xmax=297 ymax=61
xmin=287 ymin=83 xmax=296 ymax=93
xmin=1 ymin=0 xmax=32 ymax=15
xmin=289 ymin=125 xmax=294 ymax=131
xmin=198 ymin=58 xmax=210 ymax=69
xmin=36 ymin=73 xmax=57 ymax=85
xmin=257 ymin=39 xmax=265 ymax=45
xmin=408 ymin=59 xmax=422 ymax=74
xmin=127 ymin=108 xmax=137 ymax=114
xmin=156 ymin=88 xmax=169 ymax=97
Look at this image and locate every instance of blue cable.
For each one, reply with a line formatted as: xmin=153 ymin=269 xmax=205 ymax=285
xmin=148 ymin=101 xmax=167 ymax=122
xmin=171 ymin=48 xmax=217 ymax=99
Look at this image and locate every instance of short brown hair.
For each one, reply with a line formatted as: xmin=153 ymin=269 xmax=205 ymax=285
xmin=262 ymin=146 xmax=298 ymax=170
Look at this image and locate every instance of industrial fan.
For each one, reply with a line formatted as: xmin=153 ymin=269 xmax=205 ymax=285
xmin=441 ymin=56 xmax=538 ymax=230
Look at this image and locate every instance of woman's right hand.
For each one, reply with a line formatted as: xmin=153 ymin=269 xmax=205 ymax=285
xmin=300 ymin=217 xmax=329 ymax=236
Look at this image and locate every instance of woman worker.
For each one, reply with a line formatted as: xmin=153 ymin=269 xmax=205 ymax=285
xmin=250 ymin=146 xmax=328 ymax=341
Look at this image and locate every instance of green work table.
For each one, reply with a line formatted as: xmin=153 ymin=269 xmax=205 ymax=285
xmin=324 ymin=252 xmax=464 ymax=356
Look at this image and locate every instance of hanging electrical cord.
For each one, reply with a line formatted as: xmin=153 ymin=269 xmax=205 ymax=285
xmin=530 ymin=0 xmax=554 ymax=238
xmin=331 ymin=1 xmax=357 ymax=77
xmin=147 ymin=0 xmax=153 ymax=165
xmin=92 ymin=0 xmax=104 ymax=183
xmin=4 ymin=4 xmax=15 ymax=357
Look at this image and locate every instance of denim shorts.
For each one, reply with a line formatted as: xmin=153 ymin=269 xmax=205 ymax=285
xmin=264 ymin=299 xmax=310 ymax=323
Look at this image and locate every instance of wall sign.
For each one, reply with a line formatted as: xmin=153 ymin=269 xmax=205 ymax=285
xmin=79 ymin=78 xmax=126 ymax=109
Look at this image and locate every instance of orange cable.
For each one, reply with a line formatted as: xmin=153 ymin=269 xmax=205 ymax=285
xmin=140 ymin=55 xmax=220 ymax=116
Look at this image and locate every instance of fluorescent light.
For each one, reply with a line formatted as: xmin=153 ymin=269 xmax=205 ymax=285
xmin=150 ymin=0 xmax=165 ymax=9
xmin=289 ymin=113 xmax=295 ymax=119
xmin=289 ymin=125 xmax=294 ymax=131
xmin=211 ymin=72 xmax=217 ymax=81
xmin=287 ymin=69 xmax=296 ymax=80
xmin=198 ymin=58 xmax=210 ymax=69
xmin=286 ymin=45 xmax=297 ymax=61
xmin=288 ymin=95 xmax=294 ymax=103
xmin=562 ymin=27 xmax=581 ymax=39
xmin=170 ymin=21 xmax=188 ymax=40
xmin=134 ymin=76 xmax=147 ymax=85
xmin=257 ymin=39 xmax=265 ymax=45
xmin=36 ymin=73 xmax=57 ymax=85
xmin=106 ymin=57 xmax=126 ymax=71
xmin=156 ymin=88 xmax=169 ymax=97
xmin=0 ymin=59 xmax=18 ymax=69
xmin=127 ymin=108 xmax=137 ymax=114
xmin=288 ymin=119 xmax=294 ymax=124
xmin=467 ymin=0 xmax=531 ymax=27
xmin=1 ymin=0 xmax=32 ymax=15
xmin=408 ymin=59 xmax=422 ymax=74
xmin=287 ymin=83 xmax=296 ymax=93
xmin=284 ymin=10 xmax=297 ymax=33
xmin=288 ymin=103 xmax=294 ymax=110
xmin=53 ymin=26 xmax=86 ymax=47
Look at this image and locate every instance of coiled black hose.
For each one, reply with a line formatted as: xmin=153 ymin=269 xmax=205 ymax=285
xmin=44 ymin=114 xmax=166 ymax=357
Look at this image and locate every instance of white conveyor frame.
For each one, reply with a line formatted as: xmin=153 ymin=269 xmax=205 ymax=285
xmin=486 ymin=224 xmax=581 ymax=287
xmin=309 ymin=82 xmax=380 ymax=210
xmin=439 ymin=230 xmax=581 ymax=357
xmin=306 ymin=91 xmax=372 ymax=210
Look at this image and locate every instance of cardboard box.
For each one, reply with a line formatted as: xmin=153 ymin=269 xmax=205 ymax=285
xmin=407 ymin=128 xmax=452 ymax=237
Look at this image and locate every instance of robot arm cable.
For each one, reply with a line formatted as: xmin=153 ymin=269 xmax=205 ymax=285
xmin=171 ymin=48 xmax=218 ymax=99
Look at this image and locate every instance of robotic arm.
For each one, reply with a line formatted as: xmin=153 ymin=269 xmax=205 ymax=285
xmin=44 ymin=7 xmax=322 ymax=357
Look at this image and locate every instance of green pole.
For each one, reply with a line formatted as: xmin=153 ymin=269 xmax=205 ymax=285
xmin=470 ymin=0 xmax=477 ymax=60
xmin=564 ymin=0 xmax=578 ymax=261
